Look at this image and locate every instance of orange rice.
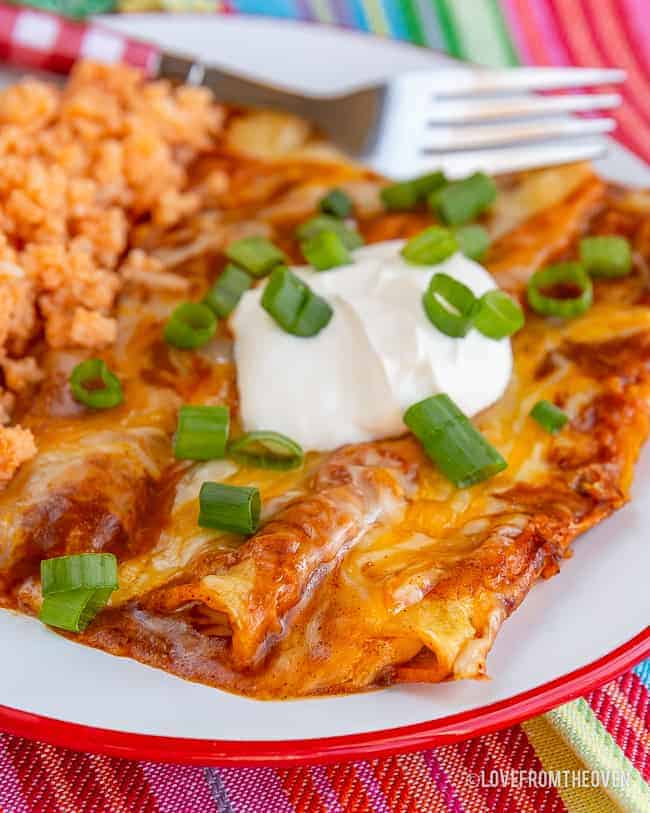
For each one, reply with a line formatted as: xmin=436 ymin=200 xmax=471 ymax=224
xmin=0 ymin=62 xmax=225 ymax=485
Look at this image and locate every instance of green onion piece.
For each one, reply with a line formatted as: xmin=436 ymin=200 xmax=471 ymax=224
xmin=296 ymin=215 xmax=364 ymax=249
xmin=473 ymin=290 xmax=524 ymax=339
xmin=454 ymin=224 xmax=490 ymax=261
xmin=380 ymin=181 xmax=419 ymax=211
xmin=70 ymin=359 xmax=123 ymax=410
xmin=204 ymin=264 xmax=252 ymax=318
xmin=422 ymin=273 xmax=477 ymax=338
xmin=319 ymin=188 xmax=352 ymax=218
xmin=530 ymin=399 xmax=569 ymax=434
xmin=198 ymin=482 xmax=260 ymax=535
xmin=164 ymin=302 xmax=217 ymax=350
xmin=401 ymin=226 xmax=458 ymax=265
xmin=429 ymin=172 xmax=497 ymax=225
xmin=39 ymin=552 xmax=118 ymax=632
xmin=40 ymin=588 xmax=116 ymax=633
xmin=404 ymin=394 xmax=507 ymax=488
xmin=225 ymin=236 xmax=286 ymax=278
xmin=381 ymin=172 xmax=447 ymax=211
xmin=292 ymin=292 xmax=334 ymax=337
xmin=413 ymin=171 xmax=446 ymax=199
xmin=41 ymin=553 xmax=118 ymax=596
xmin=228 ymin=431 xmax=304 ymax=470
xmin=262 ymin=266 xmax=333 ymax=337
xmin=579 ymin=235 xmax=632 ymax=278
xmin=301 ymin=230 xmax=351 ymax=270
xmin=173 ymin=405 xmax=230 ymax=461
xmin=527 ymin=262 xmax=593 ymax=319
xmin=262 ymin=266 xmax=303 ymax=332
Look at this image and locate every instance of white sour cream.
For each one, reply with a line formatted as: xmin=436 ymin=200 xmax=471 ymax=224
xmin=230 ymin=240 xmax=512 ymax=451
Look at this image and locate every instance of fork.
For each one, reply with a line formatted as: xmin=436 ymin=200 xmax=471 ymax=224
xmin=0 ymin=4 xmax=625 ymax=178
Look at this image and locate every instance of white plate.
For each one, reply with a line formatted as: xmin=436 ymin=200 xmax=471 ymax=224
xmin=0 ymin=14 xmax=648 ymax=764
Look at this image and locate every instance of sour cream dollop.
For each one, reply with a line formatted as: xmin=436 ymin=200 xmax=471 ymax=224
xmin=230 ymin=240 xmax=512 ymax=451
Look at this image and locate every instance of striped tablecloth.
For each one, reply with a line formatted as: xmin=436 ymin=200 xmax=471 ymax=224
xmin=0 ymin=2 xmax=649 ymax=812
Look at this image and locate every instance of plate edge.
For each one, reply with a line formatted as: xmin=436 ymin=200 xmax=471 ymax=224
xmin=0 ymin=627 xmax=646 ymax=765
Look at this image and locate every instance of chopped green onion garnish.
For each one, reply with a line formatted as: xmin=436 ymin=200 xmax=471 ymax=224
xmin=423 ymin=273 xmax=477 ymax=338
xmin=40 ymin=589 xmax=116 ymax=633
xmin=262 ymin=266 xmax=303 ymax=332
xmin=413 ymin=171 xmax=446 ymax=199
xmin=380 ymin=181 xmax=419 ymax=211
xmin=225 ymin=236 xmax=286 ymax=278
xmin=198 ymin=482 xmax=260 ymax=535
xmin=292 ymin=292 xmax=333 ymax=337
xmin=41 ymin=554 xmax=118 ymax=595
xmin=204 ymin=264 xmax=252 ymax=318
xmin=296 ymin=215 xmax=364 ymax=249
xmin=319 ymin=188 xmax=352 ymax=218
xmin=164 ymin=302 xmax=217 ymax=350
xmin=530 ymin=399 xmax=569 ymax=434
xmin=579 ymin=235 xmax=632 ymax=278
xmin=454 ymin=224 xmax=490 ymax=261
xmin=527 ymin=262 xmax=593 ymax=319
xmin=39 ymin=553 xmax=118 ymax=633
xmin=429 ymin=172 xmax=497 ymax=225
xmin=262 ymin=266 xmax=333 ymax=337
xmin=381 ymin=172 xmax=447 ymax=211
xmin=473 ymin=290 xmax=524 ymax=339
xmin=173 ymin=405 xmax=230 ymax=461
xmin=401 ymin=226 xmax=458 ymax=265
xmin=301 ymin=230 xmax=351 ymax=270
xmin=70 ymin=359 xmax=123 ymax=410
xmin=404 ymin=394 xmax=507 ymax=488
xmin=228 ymin=431 xmax=304 ymax=470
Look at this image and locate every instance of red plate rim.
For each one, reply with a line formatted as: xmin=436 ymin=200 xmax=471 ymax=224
xmin=0 ymin=627 xmax=647 ymax=765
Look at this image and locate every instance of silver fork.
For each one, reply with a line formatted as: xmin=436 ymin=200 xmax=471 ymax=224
xmin=162 ymin=55 xmax=624 ymax=178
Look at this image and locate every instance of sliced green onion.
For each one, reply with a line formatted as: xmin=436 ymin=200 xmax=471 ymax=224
xmin=413 ymin=171 xmax=446 ymax=199
xmin=454 ymin=224 xmax=490 ymax=261
xmin=164 ymin=302 xmax=217 ymax=350
xmin=204 ymin=264 xmax=252 ymax=318
xmin=225 ymin=236 xmax=286 ymax=278
xmin=40 ymin=588 xmax=116 ymax=633
xmin=527 ymin=262 xmax=593 ymax=319
xmin=70 ymin=359 xmax=123 ymax=410
xmin=423 ymin=273 xmax=477 ymax=338
xmin=262 ymin=266 xmax=333 ymax=337
xmin=262 ymin=266 xmax=303 ymax=332
xmin=39 ymin=552 xmax=118 ymax=633
xmin=319 ymin=188 xmax=352 ymax=218
xmin=296 ymin=215 xmax=363 ymax=249
xmin=473 ymin=290 xmax=524 ymax=339
xmin=579 ymin=235 xmax=632 ymax=278
xmin=429 ymin=172 xmax=497 ymax=225
xmin=228 ymin=431 xmax=304 ymax=470
xmin=173 ymin=405 xmax=230 ymax=461
xmin=404 ymin=394 xmax=507 ymax=488
xmin=198 ymin=482 xmax=260 ymax=535
xmin=292 ymin=292 xmax=333 ymax=337
xmin=530 ymin=399 xmax=569 ymax=434
xmin=381 ymin=172 xmax=447 ymax=211
xmin=401 ymin=226 xmax=458 ymax=265
xmin=41 ymin=553 xmax=118 ymax=595
xmin=301 ymin=230 xmax=351 ymax=270
xmin=380 ymin=181 xmax=419 ymax=211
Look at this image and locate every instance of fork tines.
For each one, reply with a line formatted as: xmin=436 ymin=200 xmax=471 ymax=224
xmin=416 ymin=66 xmax=626 ymax=178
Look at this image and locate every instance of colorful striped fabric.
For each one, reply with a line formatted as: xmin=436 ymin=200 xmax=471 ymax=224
xmin=0 ymin=661 xmax=648 ymax=812
xmin=1 ymin=1 xmax=649 ymax=810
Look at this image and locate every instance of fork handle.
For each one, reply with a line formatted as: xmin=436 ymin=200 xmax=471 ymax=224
xmin=0 ymin=3 xmax=160 ymax=76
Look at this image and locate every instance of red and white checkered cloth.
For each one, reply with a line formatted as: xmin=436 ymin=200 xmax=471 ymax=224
xmin=0 ymin=3 xmax=157 ymax=74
